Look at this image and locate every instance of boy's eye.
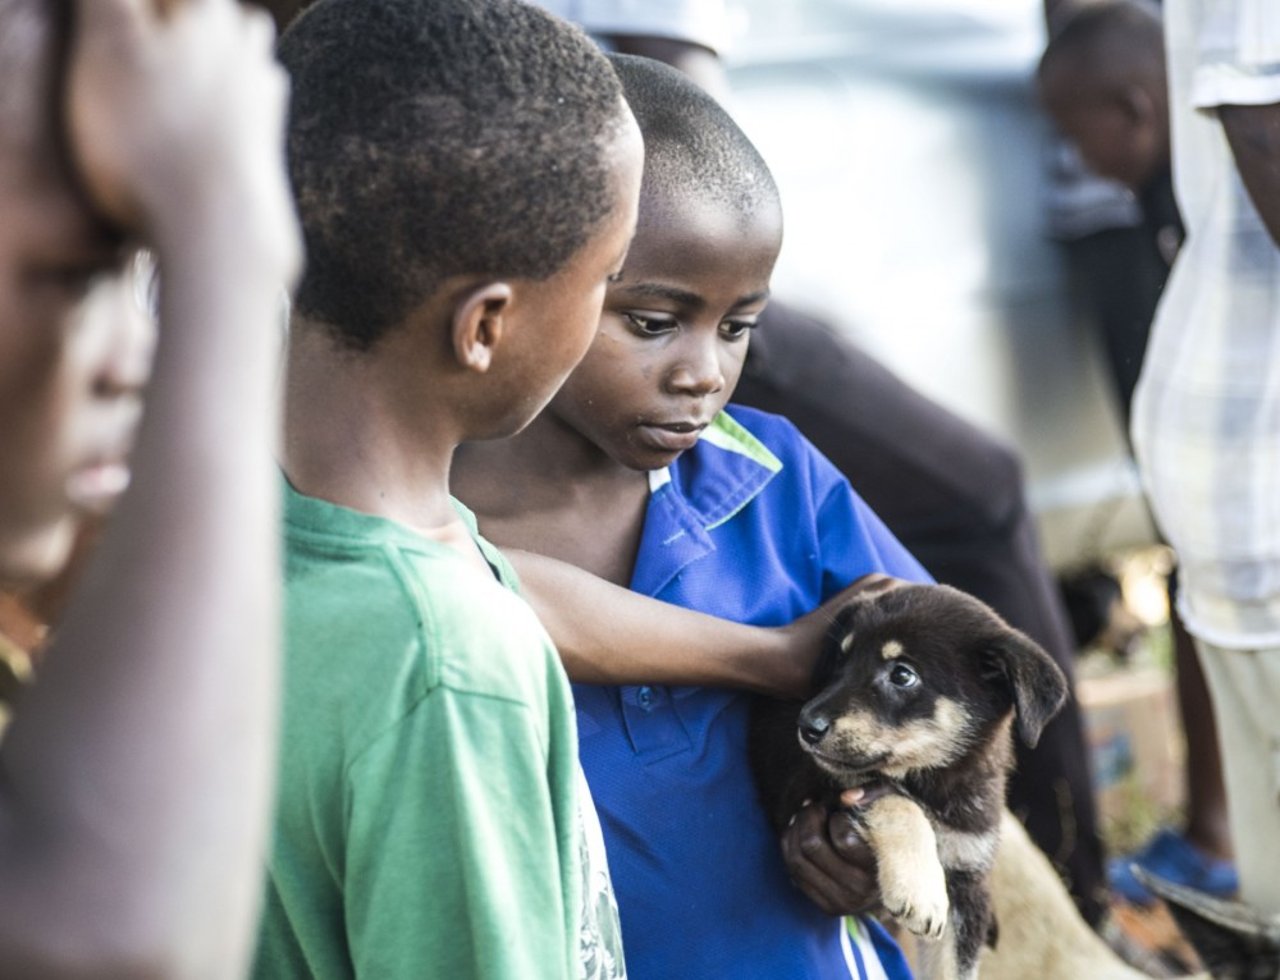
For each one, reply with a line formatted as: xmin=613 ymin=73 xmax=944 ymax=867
xmin=24 ymin=246 xmax=127 ymax=301
xmin=621 ymin=311 xmax=676 ymax=336
xmin=720 ymin=319 xmax=757 ymax=341
xmin=888 ymin=663 xmax=920 ymax=689
xmin=25 ymin=263 xmax=111 ymax=299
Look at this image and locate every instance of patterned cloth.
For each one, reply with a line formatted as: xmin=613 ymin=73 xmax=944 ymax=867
xmin=1132 ymin=0 xmax=1280 ymax=919
xmin=1131 ymin=0 xmax=1280 ymax=649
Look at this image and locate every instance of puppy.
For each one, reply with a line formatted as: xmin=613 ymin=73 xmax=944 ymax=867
xmin=981 ymin=810 xmax=1280 ymax=980
xmin=981 ymin=809 xmax=1166 ymax=980
xmin=750 ymin=583 xmax=1068 ymax=980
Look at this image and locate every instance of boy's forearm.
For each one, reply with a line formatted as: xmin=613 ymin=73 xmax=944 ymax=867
xmin=509 ymin=549 xmax=813 ymax=699
xmin=0 ymin=231 xmax=287 ymax=977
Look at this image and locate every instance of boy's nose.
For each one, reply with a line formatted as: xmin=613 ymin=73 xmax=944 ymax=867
xmin=666 ymin=342 xmax=725 ymax=397
xmin=90 ymin=285 xmax=157 ymax=400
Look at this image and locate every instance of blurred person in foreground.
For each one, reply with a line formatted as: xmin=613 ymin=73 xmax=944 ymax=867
xmin=0 ymin=0 xmax=299 ymax=974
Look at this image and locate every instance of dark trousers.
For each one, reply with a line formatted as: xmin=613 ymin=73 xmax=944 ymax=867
xmin=735 ymin=300 xmax=1107 ymax=925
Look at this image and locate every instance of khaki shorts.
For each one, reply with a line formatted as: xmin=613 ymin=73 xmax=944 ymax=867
xmin=1196 ymin=638 xmax=1280 ymax=915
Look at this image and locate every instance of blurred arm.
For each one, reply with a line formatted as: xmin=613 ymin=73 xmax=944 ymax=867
xmin=1221 ymin=101 xmax=1280 ymax=249
xmin=0 ymin=1 xmax=299 ymax=976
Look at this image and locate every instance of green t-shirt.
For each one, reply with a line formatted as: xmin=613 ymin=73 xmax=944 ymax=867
xmin=253 ymin=483 xmax=624 ymax=978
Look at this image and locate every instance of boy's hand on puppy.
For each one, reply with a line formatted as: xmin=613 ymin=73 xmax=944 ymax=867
xmin=67 ymin=0 xmax=299 ymax=274
xmin=778 ymin=574 xmax=909 ymax=698
xmin=781 ymin=801 xmax=880 ymax=917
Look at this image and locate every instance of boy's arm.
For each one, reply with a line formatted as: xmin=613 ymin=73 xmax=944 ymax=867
xmin=509 ymin=548 xmax=897 ymax=700
xmin=512 ymin=551 xmax=892 ymax=918
xmin=345 ymin=690 xmax=581 ymax=980
xmin=0 ymin=2 xmax=298 ymax=977
xmin=1220 ymin=102 xmax=1280 ymax=249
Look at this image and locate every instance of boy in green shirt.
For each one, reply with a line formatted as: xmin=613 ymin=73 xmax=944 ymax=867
xmin=256 ymin=2 xmax=641 ymax=976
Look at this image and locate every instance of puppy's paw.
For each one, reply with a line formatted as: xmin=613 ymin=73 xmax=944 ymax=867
xmin=881 ymin=876 xmax=949 ymax=940
xmin=860 ymin=795 xmax=950 ymax=940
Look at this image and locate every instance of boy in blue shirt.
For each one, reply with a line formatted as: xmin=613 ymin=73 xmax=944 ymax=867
xmin=454 ymin=54 xmax=924 ymax=980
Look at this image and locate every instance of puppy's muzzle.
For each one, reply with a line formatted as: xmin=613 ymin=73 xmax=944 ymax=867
xmin=797 ymin=709 xmax=830 ymax=747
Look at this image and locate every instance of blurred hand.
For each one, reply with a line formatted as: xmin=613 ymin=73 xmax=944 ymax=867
xmin=66 ymin=0 xmax=299 ymax=274
xmin=781 ymin=800 xmax=881 ymax=917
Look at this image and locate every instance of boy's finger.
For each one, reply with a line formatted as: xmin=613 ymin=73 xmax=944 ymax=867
xmin=784 ymin=804 xmax=875 ymax=888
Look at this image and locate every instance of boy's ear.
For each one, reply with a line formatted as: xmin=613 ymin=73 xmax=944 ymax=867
xmin=451 ymin=282 xmax=514 ymax=373
xmin=1118 ymin=83 xmax=1157 ymax=130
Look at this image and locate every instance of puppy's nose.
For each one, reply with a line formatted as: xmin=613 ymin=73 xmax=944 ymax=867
xmin=798 ymin=715 xmax=830 ymax=746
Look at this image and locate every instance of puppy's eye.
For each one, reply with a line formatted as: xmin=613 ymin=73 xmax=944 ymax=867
xmin=888 ymin=663 xmax=920 ymax=688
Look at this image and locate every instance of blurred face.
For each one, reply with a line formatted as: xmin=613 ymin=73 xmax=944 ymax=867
xmin=0 ymin=144 xmax=154 ymax=588
xmin=1052 ymin=103 xmax=1153 ymax=189
xmin=1041 ymin=74 xmax=1165 ymax=191
xmin=547 ymin=186 xmax=783 ymax=472
xmin=484 ymin=106 xmax=644 ymax=438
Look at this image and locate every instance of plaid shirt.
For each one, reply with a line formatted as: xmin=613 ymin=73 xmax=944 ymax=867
xmin=1132 ymin=0 xmax=1280 ymax=648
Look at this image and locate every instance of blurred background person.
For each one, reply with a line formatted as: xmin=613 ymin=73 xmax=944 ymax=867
xmin=1039 ymin=0 xmax=1237 ymax=912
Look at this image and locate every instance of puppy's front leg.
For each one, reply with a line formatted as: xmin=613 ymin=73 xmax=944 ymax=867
xmin=943 ymin=868 xmax=991 ymax=980
xmin=857 ymin=795 xmax=949 ymax=943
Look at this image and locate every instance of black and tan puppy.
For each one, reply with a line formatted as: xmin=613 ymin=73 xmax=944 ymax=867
xmin=750 ymin=583 xmax=1068 ymax=980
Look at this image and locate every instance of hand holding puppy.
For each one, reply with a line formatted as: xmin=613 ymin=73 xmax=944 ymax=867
xmin=781 ymin=800 xmax=882 ymax=917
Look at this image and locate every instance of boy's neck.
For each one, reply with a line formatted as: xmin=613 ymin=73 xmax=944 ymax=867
xmin=282 ymin=322 xmax=464 ymax=534
xmin=464 ymin=410 xmax=643 ymax=505
xmin=454 ymin=411 xmax=650 ymax=587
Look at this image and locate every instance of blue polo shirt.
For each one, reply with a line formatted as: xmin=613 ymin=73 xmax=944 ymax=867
xmin=574 ymin=405 xmax=928 ymax=980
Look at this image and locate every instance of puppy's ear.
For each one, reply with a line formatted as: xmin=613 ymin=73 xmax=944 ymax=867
xmin=981 ymin=631 xmax=1068 ymax=747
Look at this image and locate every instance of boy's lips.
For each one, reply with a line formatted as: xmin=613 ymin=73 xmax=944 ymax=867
xmin=66 ymin=460 xmax=132 ymax=513
xmin=636 ymin=420 xmax=708 ymax=453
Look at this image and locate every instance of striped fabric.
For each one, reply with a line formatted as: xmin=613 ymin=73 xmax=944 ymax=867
xmin=1131 ymin=0 xmax=1280 ymax=648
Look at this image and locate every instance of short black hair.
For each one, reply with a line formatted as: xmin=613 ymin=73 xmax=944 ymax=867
xmin=607 ymin=53 xmax=779 ymax=222
xmin=279 ymin=0 xmax=628 ymax=351
xmin=1039 ymin=0 xmax=1164 ymax=98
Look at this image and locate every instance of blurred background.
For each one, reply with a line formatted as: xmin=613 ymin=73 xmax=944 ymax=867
xmin=715 ymin=5 xmax=1194 ymax=900
xmin=723 ymin=0 xmax=1155 ymax=573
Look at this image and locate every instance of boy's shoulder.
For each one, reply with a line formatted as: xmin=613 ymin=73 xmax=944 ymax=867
xmin=279 ymin=484 xmax=563 ymax=736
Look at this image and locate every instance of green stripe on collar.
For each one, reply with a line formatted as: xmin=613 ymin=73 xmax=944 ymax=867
xmin=701 ymin=410 xmax=783 ymax=474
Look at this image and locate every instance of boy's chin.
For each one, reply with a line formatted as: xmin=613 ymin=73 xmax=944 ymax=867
xmin=0 ymin=518 xmax=78 ymax=593
xmin=623 ymin=451 xmax=684 ymax=477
